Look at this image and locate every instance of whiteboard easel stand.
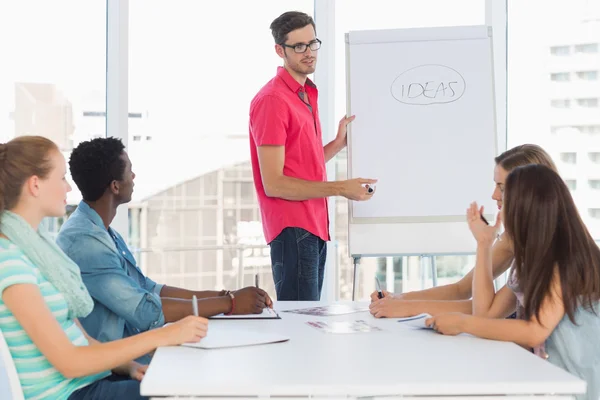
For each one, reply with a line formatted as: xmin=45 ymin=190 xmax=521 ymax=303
xmin=351 ymin=254 xmax=438 ymax=300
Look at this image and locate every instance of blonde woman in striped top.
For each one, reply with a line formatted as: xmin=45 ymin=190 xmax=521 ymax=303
xmin=0 ymin=136 xmax=208 ymax=399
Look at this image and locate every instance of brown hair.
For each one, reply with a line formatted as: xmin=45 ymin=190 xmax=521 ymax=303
xmin=504 ymin=164 xmax=600 ymax=323
xmin=0 ymin=136 xmax=58 ymax=212
xmin=495 ymin=144 xmax=558 ymax=173
xmin=270 ymin=11 xmax=316 ymax=45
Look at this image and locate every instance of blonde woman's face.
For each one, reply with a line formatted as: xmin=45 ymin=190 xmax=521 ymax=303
xmin=492 ymin=165 xmax=509 ymax=210
xmin=38 ymin=151 xmax=72 ymax=217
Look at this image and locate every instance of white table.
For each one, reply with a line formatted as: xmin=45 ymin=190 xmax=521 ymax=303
xmin=141 ymin=301 xmax=585 ymax=399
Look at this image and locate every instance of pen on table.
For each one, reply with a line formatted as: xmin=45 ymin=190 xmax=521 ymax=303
xmin=375 ymin=277 xmax=384 ymax=299
xmin=192 ymin=294 xmax=199 ymax=317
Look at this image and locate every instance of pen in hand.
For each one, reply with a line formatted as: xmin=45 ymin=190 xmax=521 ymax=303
xmin=255 ymin=273 xmax=272 ymax=312
xmin=192 ymin=294 xmax=199 ymax=317
xmin=375 ymin=277 xmax=384 ymax=299
xmin=480 ymin=214 xmax=490 ymax=225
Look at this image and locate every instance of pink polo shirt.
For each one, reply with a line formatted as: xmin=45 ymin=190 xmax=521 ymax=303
xmin=249 ymin=67 xmax=330 ymax=244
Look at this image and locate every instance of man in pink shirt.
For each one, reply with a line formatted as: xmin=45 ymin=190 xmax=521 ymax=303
xmin=249 ymin=11 xmax=377 ymax=301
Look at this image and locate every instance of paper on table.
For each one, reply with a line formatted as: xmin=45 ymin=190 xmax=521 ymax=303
xmin=283 ymin=304 xmax=369 ymax=316
xmin=181 ymin=324 xmax=289 ymax=349
xmin=397 ymin=313 xmax=433 ymax=329
xmin=209 ymin=308 xmax=280 ymax=319
xmin=307 ymin=319 xmax=383 ymax=334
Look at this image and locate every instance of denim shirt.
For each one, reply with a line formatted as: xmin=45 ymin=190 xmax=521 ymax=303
xmin=56 ymin=201 xmax=165 ymax=363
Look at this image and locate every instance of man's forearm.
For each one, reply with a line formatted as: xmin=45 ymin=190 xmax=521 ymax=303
xmin=323 ymin=139 xmax=345 ymax=163
xmin=265 ymin=175 xmax=344 ymax=201
xmin=161 ymin=297 xmax=230 ymax=322
xmin=160 ymin=285 xmax=221 ymax=300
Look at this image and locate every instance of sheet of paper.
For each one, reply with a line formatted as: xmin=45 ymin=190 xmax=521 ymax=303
xmin=306 ymin=319 xmax=382 ymax=334
xmin=284 ymin=304 xmax=369 ymax=316
xmin=209 ymin=308 xmax=280 ymax=319
xmin=397 ymin=313 xmax=433 ymax=329
xmin=181 ymin=324 xmax=289 ymax=349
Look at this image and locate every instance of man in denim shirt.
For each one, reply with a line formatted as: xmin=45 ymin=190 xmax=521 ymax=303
xmin=57 ymin=138 xmax=271 ymax=362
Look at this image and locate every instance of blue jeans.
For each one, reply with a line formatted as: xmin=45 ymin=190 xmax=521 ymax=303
xmin=270 ymin=227 xmax=327 ymax=301
xmin=68 ymin=374 xmax=148 ymax=400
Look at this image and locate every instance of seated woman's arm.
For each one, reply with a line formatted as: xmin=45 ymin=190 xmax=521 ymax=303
xmin=2 ymin=283 xmax=205 ymax=379
xmin=427 ymin=272 xmax=564 ymax=349
xmin=369 ymin=234 xmax=514 ymax=318
xmin=74 ymin=319 xmax=146 ymax=379
xmin=371 ymin=233 xmax=514 ymax=303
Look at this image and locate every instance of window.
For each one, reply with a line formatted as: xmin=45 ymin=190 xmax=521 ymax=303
xmin=550 ymin=72 xmax=570 ymax=81
xmin=334 ymin=0 xmax=485 ymax=300
xmin=580 ymin=125 xmax=600 ymax=134
xmin=551 ymin=99 xmax=571 ymax=108
xmin=550 ymin=125 xmax=572 ymax=134
xmin=589 ymin=209 xmax=600 ymax=219
xmin=576 ymin=71 xmax=598 ymax=80
xmin=589 ymin=180 xmax=600 ymax=190
xmin=550 ymin=45 xmax=570 ymax=55
xmin=576 ymin=98 xmax=599 ymax=107
xmin=129 ymin=0 xmax=313 ymax=297
xmin=509 ymin=0 xmax=600 ymax=244
xmin=1 ymin=0 xmax=107 ymax=236
xmin=560 ymin=152 xmax=577 ymax=164
xmin=574 ymin=43 xmax=598 ymax=53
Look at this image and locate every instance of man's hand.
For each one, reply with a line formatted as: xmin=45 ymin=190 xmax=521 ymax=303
xmin=335 ymin=115 xmax=356 ymax=147
xmin=231 ymin=287 xmax=270 ymax=314
xmin=127 ymin=361 xmax=148 ymax=381
xmin=341 ymin=178 xmax=377 ymax=201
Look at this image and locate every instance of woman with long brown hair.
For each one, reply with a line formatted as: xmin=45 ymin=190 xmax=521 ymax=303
xmin=427 ymin=164 xmax=600 ymax=400
xmin=370 ymin=144 xmax=559 ymax=318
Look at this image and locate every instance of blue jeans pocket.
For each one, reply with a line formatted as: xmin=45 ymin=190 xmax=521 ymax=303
xmin=270 ymin=239 xmax=285 ymax=295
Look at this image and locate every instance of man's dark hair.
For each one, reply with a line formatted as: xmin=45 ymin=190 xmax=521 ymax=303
xmin=270 ymin=11 xmax=316 ymax=45
xmin=69 ymin=137 xmax=126 ymax=202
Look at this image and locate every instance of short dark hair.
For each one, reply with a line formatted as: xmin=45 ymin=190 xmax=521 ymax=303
xmin=270 ymin=11 xmax=315 ymax=44
xmin=69 ymin=137 xmax=125 ymax=202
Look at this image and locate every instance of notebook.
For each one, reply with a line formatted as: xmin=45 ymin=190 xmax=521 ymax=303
xmin=209 ymin=307 xmax=281 ymax=320
xmin=397 ymin=313 xmax=434 ymax=329
xmin=181 ymin=325 xmax=289 ymax=349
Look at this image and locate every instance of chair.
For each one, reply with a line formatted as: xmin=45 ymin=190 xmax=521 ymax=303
xmin=0 ymin=329 xmax=24 ymax=400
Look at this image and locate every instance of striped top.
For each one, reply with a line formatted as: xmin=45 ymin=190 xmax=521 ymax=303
xmin=0 ymin=238 xmax=110 ymax=399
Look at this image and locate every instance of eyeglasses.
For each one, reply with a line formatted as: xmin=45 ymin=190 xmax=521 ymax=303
xmin=280 ymin=39 xmax=322 ymax=54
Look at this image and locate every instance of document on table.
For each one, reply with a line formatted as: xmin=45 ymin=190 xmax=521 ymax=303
xmin=397 ymin=313 xmax=433 ymax=329
xmin=283 ymin=304 xmax=369 ymax=316
xmin=209 ymin=307 xmax=281 ymax=320
xmin=181 ymin=324 xmax=289 ymax=349
xmin=306 ymin=319 xmax=382 ymax=334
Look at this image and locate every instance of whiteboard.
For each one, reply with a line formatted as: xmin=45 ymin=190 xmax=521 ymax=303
xmin=346 ymin=26 xmax=497 ymax=256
